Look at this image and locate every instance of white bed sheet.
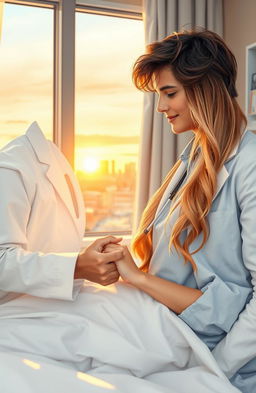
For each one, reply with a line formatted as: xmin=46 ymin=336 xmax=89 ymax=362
xmin=0 ymin=282 xmax=241 ymax=393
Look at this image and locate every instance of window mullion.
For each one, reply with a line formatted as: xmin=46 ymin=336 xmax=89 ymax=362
xmin=54 ymin=0 xmax=75 ymax=167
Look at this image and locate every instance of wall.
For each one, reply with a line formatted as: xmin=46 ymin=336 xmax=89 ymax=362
xmin=224 ymin=0 xmax=256 ymax=112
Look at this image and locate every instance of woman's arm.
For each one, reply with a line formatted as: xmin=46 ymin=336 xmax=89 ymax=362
xmin=132 ymin=269 xmax=202 ymax=315
xmin=104 ymin=244 xmax=202 ymax=314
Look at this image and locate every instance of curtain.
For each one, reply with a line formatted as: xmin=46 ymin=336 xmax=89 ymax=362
xmin=133 ymin=0 xmax=223 ymax=230
xmin=0 ymin=0 xmax=4 ymax=42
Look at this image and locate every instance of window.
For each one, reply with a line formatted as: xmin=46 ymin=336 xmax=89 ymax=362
xmin=0 ymin=0 xmax=144 ymax=236
xmin=0 ymin=2 xmax=54 ymax=148
xmin=75 ymin=11 xmax=144 ymax=233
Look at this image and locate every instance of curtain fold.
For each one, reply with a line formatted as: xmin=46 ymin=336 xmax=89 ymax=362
xmin=0 ymin=1 xmax=4 ymax=42
xmin=133 ymin=0 xmax=223 ymax=230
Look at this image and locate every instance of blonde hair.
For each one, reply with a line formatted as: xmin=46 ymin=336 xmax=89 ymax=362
xmin=132 ymin=29 xmax=247 ymax=271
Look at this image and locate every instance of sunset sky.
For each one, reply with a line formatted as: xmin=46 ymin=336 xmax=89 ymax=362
xmin=0 ymin=3 xmax=53 ymax=141
xmin=0 ymin=4 xmax=144 ymax=169
xmin=0 ymin=3 xmax=145 ymax=172
xmin=75 ymin=11 xmax=144 ymax=171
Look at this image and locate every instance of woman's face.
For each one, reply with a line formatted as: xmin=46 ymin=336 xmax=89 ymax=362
xmin=155 ymin=67 xmax=195 ymax=134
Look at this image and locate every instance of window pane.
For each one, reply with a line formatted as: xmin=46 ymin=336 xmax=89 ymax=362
xmin=76 ymin=12 xmax=144 ymax=233
xmin=0 ymin=3 xmax=54 ymax=147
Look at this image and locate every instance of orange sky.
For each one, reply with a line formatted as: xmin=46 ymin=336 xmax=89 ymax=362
xmin=0 ymin=4 xmax=145 ymax=172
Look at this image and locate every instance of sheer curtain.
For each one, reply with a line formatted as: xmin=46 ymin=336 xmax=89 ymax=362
xmin=134 ymin=0 xmax=223 ymax=229
xmin=0 ymin=1 xmax=4 ymax=42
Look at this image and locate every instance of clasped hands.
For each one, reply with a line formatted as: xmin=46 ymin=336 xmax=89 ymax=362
xmin=75 ymin=236 xmax=143 ymax=286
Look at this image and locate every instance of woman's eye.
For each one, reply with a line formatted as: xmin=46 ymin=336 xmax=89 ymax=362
xmin=167 ymin=92 xmax=176 ymax=98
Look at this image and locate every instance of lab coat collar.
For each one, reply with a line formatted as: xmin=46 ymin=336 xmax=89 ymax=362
xmin=26 ymin=121 xmax=53 ymax=165
xmin=26 ymin=122 xmax=83 ymax=236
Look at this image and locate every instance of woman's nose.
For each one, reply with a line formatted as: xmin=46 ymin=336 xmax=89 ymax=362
xmin=157 ymin=96 xmax=168 ymax=113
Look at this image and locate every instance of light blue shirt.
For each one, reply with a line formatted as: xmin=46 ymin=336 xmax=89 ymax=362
xmin=149 ymin=130 xmax=256 ymax=393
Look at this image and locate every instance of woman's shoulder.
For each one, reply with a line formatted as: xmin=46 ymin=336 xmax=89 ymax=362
xmin=239 ymin=129 xmax=256 ymax=150
xmin=227 ymin=131 xmax=256 ymax=185
xmin=235 ymin=130 xmax=256 ymax=165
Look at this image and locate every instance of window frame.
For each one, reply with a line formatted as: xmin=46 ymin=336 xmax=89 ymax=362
xmin=4 ymin=0 xmax=143 ymax=237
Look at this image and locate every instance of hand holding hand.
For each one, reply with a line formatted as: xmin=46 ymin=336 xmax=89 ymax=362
xmin=74 ymin=236 xmax=123 ymax=285
xmin=103 ymin=243 xmax=144 ymax=285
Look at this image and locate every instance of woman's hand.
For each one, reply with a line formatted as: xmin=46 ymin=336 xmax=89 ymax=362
xmin=103 ymin=243 xmax=144 ymax=285
xmin=103 ymin=244 xmax=202 ymax=314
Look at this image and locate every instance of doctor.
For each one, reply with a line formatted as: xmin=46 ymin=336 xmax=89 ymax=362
xmin=0 ymin=121 xmax=123 ymax=304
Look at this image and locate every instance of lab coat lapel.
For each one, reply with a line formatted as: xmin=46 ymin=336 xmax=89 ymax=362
xmin=25 ymin=122 xmax=82 ymax=236
xmin=212 ymin=165 xmax=229 ymax=202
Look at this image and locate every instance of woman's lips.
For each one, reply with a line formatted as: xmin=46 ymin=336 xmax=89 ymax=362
xmin=167 ymin=115 xmax=179 ymax=123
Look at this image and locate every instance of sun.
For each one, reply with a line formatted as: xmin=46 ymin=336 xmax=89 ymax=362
xmin=83 ymin=156 xmax=100 ymax=173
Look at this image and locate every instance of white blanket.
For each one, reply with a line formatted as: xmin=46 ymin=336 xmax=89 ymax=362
xmin=0 ymin=282 xmax=240 ymax=393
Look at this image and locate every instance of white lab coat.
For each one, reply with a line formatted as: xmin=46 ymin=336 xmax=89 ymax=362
xmin=0 ymin=121 xmax=85 ymax=303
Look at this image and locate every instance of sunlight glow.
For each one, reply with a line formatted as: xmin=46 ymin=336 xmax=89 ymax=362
xmin=83 ymin=156 xmax=100 ymax=173
xmin=76 ymin=372 xmax=115 ymax=389
xmin=94 ymin=284 xmax=118 ymax=294
xmin=23 ymin=358 xmax=41 ymax=370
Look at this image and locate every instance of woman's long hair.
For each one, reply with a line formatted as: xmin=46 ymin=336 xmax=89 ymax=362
xmin=132 ymin=29 xmax=247 ymax=271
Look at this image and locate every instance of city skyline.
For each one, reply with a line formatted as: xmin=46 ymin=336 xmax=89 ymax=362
xmin=75 ymin=133 xmax=139 ymax=172
xmin=76 ymin=158 xmax=137 ymax=175
xmin=77 ymin=157 xmax=136 ymax=232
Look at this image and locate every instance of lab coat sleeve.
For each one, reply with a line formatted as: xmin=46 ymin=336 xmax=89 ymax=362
xmin=0 ymin=168 xmax=81 ymax=300
xmin=211 ymin=155 xmax=256 ymax=378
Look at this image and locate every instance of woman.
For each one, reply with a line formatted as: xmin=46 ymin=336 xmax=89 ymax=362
xmin=0 ymin=29 xmax=251 ymax=393
xmin=104 ymin=29 xmax=256 ymax=393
